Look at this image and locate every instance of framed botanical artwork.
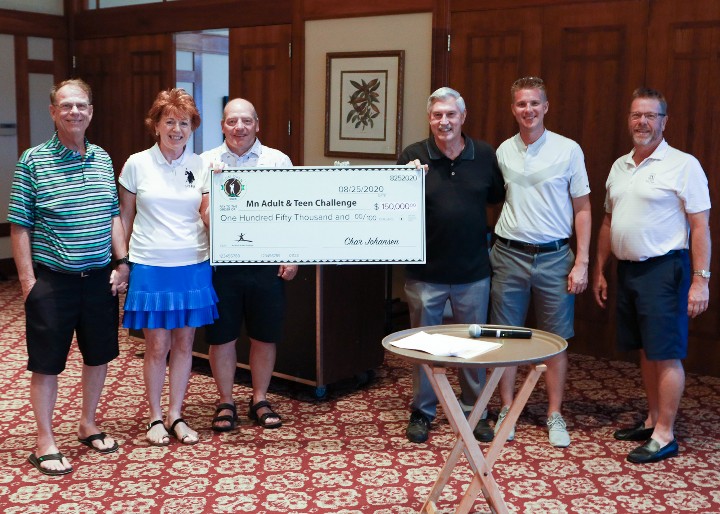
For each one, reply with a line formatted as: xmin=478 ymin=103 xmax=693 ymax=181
xmin=324 ymin=50 xmax=404 ymax=159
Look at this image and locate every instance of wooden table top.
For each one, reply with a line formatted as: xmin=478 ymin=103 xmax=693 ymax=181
xmin=382 ymin=324 xmax=567 ymax=368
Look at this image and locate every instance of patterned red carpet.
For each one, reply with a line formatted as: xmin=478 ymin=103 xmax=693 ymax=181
xmin=0 ymin=278 xmax=719 ymax=513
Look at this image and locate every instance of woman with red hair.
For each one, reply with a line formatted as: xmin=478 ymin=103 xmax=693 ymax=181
xmin=119 ymin=88 xmax=217 ymax=446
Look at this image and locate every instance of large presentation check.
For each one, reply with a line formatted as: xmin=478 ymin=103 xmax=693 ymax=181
xmin=210 ymin=165 xmax=425 ymax=264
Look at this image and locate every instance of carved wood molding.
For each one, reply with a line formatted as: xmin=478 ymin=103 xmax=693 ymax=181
xmin=0 ymin=8 xmax=66 ymax=38
xmin=73 ymin=0 xmax=292 ymax=39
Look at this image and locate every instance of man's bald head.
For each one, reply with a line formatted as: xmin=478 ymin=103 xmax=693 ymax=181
xmin=222 ymin=98 xmax=260 ymax=156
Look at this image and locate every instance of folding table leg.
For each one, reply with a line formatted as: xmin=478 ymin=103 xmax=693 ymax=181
xmin=485 ymin=364 xmax=547 ymax=468
xmin=420 ymin=365 xmax=509 ymax=514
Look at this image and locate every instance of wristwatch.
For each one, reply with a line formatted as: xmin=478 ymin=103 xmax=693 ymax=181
xmin=693 ymin=269 xmax=711 ymax=279
xmin=115 ymin=254 xmax=130 ymax=267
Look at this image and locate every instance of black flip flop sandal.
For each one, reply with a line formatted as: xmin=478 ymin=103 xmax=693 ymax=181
xmin=146 ymin=419 xmax=170 ymax=447
xmin=28 ymin=452 xmax=73 ymax=476
xmin=168 ymin=418 xmax=199 ymax=445
xmin=78 ymin=432 xmax=120 ymax=454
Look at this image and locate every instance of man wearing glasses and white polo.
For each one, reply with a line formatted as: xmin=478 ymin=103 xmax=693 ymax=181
xmin=593 ymin=88 xmax=711 ymax=463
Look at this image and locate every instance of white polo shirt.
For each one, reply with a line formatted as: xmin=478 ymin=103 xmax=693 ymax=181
xmin=119 ymin=144 xmax=210 ymax=266
xmin=200 ymin=138 xmax=292 ymax=171
xmin=495 ymin=130 xmax=590 ymax=243
xmin=605 ymin=139 xmax=711 ymax=261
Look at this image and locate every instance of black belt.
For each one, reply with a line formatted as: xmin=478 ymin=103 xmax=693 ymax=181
xmin=35 ymin=263 xmax=107 ymax=278
xmin=496 ymin=236 xmax=568 ymax=254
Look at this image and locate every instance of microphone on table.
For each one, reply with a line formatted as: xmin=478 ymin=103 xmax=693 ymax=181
xmin=468 ymin=324 xmax=532 ymax=339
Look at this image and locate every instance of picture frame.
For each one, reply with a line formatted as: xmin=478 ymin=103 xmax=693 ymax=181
xmin=325 ymin=50 xmax=405 ymax=160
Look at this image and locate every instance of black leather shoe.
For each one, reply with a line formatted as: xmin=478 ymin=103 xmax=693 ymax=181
xmin=406 ymin=411 xmax=431 ymax=443
xmin=473 ymin=418 xmax=494 ymax=443
xmin=627 ymin=438 xmax=678 ymax=464
xmin=614 ymin=422 xmax=654 ymax=441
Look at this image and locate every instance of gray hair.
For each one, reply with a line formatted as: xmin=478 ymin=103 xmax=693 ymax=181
xmin=632 ymin=87 xmax=667 ymax=115
xmin=427 ymin=87 xmax=466 ymax=114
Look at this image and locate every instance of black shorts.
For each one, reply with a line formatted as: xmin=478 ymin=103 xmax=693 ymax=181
xmin=205 ymin=265 xmax=286 ymax=345
xmin=616 ymin=250 xmax=690 ymax=360
xmin=26 ymin=265 xmax=120 ymax=375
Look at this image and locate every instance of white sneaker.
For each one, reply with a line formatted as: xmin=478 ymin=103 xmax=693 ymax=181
xmin=494 ymin=406 xmax=515 ymax=441
xmin=547 ymin=412 xmax=570 ymax=447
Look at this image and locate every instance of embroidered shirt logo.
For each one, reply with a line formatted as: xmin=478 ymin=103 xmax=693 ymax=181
xmin=185 ymin=169 xmax=195 ymax=187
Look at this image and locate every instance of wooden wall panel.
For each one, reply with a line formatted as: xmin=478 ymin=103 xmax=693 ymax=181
xmin=228 ymin=25 xmax=293 ymax=160
xmin=0 ymin=8 xmax=65 ymax=38
xmin=647 ymin=0 xmax=720 ymax=376
xmin=75 ymin=35 xmax=174 ymax=172
xmin=452 ymin=0 xmax=629 ymax=9
xmin=301 ymin=0 xmax=432 ymax=20
xmin=13 ymin=37 xmax=30 ymax=154
xmin=291 ymin=1 xmax=305 ymax=164
xmin=541 ymin=1 xmax=647 ymax=362
xmin=72 ymin=0 xmax=292 ymax=39
xmin=431 ymin=0 xmax=450 ymax=89
xmin=449 ymin=9 xmax=542 ymax=148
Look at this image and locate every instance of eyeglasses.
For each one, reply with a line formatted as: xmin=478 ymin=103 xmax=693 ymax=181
xmin=629 ymin=111 xmax=666 ymax=121
xmin=55 ymin=102 xmax=90 ymax=113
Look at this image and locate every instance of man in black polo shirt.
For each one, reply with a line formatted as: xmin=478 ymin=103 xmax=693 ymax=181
xmin=398 ymin=87 xmax=505 ymax=443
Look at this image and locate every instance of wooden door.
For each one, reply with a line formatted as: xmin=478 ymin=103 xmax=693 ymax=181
xmin=449 ymin=7 xmax=542 ymax=149
xmin=228 ymin=25 xmax=292 ymax=160
xmin=75 ymin=34 xmax=174 ymax=172
xmin=647 ymin=0 xmax=720 ymax=376
xmin=540 ymin=1 xmax=648 ymax=361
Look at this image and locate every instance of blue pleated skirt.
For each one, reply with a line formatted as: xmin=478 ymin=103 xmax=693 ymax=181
xmin=122 ymin=261 xmax=219 ymax=330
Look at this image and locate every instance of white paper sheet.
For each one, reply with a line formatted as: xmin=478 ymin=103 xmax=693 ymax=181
xmin=390 ymin=331 xmax=502 ymax=359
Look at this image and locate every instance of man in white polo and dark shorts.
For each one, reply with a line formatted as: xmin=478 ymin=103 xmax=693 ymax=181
xmin=593 ymin=87 xmax=711 ymax=464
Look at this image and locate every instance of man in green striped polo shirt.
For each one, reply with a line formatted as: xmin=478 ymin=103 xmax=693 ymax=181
xmin=8 ymin=78 xmax=129 ymax=476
